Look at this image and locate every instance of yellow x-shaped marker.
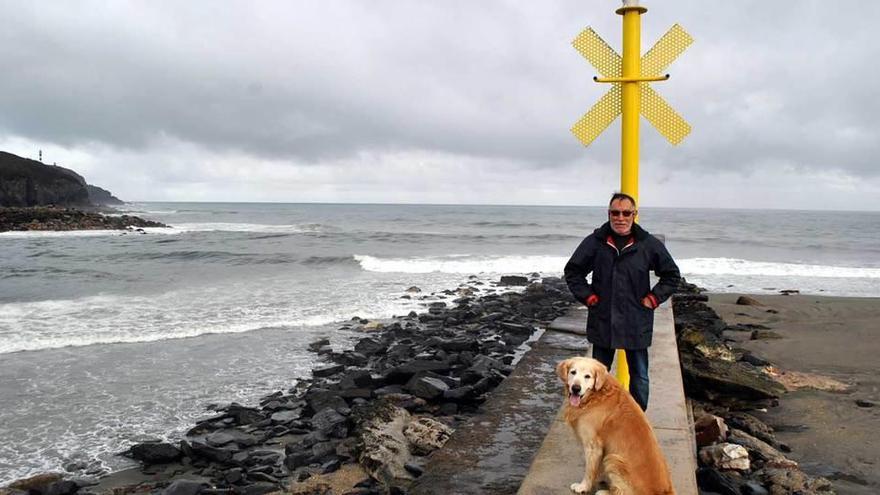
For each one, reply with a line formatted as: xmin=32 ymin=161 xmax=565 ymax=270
xmin=572 ymin=24 xmax=693 ymax=146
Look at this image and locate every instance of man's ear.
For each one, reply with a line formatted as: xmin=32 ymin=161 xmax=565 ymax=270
xmin=593 ymin=362 xmax=607 ymax=391
xmin=556 ymin=359 xmax=572 ymax=383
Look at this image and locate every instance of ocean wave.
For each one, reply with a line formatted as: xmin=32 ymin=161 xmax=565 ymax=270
xmin=0 ymin=289 xmax=422 ymax=355
xmin=354 ymin=254 xmax=566 ymax=274
xmin=166 ymin=223 xmax=321 ymax=234
xmin=678 ymin=257 xmax=880 ymax=279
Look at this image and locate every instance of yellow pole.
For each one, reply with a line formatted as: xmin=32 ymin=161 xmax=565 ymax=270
xmin=615 ymin=3 xmax=646 ymax=389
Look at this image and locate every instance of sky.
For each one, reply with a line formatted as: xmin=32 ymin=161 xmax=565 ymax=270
xmin=1 ymin=0 xmax=878 ymax=210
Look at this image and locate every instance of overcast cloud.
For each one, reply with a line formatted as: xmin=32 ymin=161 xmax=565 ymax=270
xmin=1 ymin=0 xmax=878 ymax=209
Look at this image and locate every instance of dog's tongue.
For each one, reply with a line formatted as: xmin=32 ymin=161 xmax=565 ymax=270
xmin=569 ymin=395 xmax=581 ymax=407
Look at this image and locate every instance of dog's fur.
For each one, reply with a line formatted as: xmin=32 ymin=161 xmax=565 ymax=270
xmin=556 ymin=357 xmax=675 ymax=495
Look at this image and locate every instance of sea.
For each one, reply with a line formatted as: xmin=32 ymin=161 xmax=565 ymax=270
xmin=1 ymin=202 xmax=879 ymax=482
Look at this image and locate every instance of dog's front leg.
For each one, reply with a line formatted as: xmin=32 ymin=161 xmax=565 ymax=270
xmin=570 ymin=441 xmax=602 ymax=494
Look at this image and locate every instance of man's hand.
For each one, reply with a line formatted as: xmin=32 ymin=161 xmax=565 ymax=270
xmin=586 ymin=294 xmax=599 ymax=307
xmin=641 ymin=293 xmax=659 ymax=309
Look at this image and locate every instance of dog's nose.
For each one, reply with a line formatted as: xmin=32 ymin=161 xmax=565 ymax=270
xmin=571 ymin=384 xmax=581 ymax=395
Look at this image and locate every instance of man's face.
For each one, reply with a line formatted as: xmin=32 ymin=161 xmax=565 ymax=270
xmin=608 ymin=198 xmax=636 ymax=235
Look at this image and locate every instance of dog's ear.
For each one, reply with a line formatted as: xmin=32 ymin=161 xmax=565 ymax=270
xmin=593 ymin=361 xmax=608 ymax=391
xmin=556 ymin=359 xmax=572 ymax=382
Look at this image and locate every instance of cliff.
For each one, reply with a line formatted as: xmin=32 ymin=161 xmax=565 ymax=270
xmin=0 ymin=151 xmax=123 ymax=206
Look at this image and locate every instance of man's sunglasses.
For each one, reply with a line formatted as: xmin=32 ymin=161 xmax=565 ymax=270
xmin=608 ymin=209 xmax=635 ymax=218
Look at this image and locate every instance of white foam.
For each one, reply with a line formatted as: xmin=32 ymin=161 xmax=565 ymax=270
xmin=678 ymin=257 xmax=880 ymax=279
xmin=165 ymin=223 xmax=319 ymax=233
xmin=0 ymin=284 xmax=423 ymax=355
xmin=0 ymin=229 xmax=152 ymax=238
xmin=354 ymin=254 xmax=566 ymax=274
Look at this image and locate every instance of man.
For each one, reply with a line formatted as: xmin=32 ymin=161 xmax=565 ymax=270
xmin=564 ymin=192 xmax=680 ymax=410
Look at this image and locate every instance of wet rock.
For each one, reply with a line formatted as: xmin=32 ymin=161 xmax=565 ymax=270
xmin=205 ymin=429 xmax=260 ymax=448
xmin=189 ymin=441 xmax=235 ymax=464
xmin=728 ymin=429 xmax=796 ymax=467
xmin=270 ymin=409 xmax=302 ymax=424
xmin=754 ymin=466 xmax=833 ymax=494
xmin=305 ymin=389 xmax=348 ymax=415
xmin=855 ymin=399 xmax=877 ymax=407
xmin=680 ymin=353 xmax=785 ymax=400
xmin=695 ymin=468 xmax=742 ymax=495
xmin=497 ymin=275 xmax=528 ymax=286
xmin=241 ymin=482 xmax=279 ymax=495
xmin=750 ymin=330 xmax=783 ymax=340
xmin=313 ymin=364 xmax=345 ymax=378
xmin=403 ymin=417 xmax=454 ymax=455
xmin=339 ymin=370 xmax=374 ymax=389
xmin=124 ymin=442 xmax=182 ymax=464
xmin=404 ymin=375 xmax=449 ymax=401
xmin=161 ymin=480 xmax=207 ymax=495
xmin=736 ymin=296 xmax=764 ymax=306
xmin=311 ymin=408 xmax=349 ymax=438
xmin=355 ymin=400 xmax=414 ymax=484
xmin=384 ymin=360 xmax=452 ymax=384
xmin=43 ymin=481 xmax=79 ymax=495
xmin=694 ymin=413 xmax=728 ymax=447
xmin=699 ymin=443 xmax=750 ymax=471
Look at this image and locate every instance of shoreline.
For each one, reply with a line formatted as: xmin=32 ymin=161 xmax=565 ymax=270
xmin=3 ymin=275 xmax=575 ymax=495
xmin=4 ymin=286 xmax=879 ymax=494
xmin=0 ymin=206 xmax=168 ymax=232
xmin=707 ymin=292 xmax=880 ymax=494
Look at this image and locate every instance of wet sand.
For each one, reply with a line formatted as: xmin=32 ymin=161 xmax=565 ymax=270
xmin=708 ymin=293 xmax=880 ymax=495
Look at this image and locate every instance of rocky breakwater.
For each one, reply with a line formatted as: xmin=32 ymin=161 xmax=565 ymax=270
xmin=673 ymin=284 xmax=834 ymax=495
xmin=0 ymin=207 xmax=168 ymax=232
xmin=1 ymin=276 xmax=573 ymax=495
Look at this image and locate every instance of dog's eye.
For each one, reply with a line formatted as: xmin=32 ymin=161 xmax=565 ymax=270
xmin=570 ymin=370 xmax=576 ymax=375
xmin=585 ymin=374 xmax=591 ymax=379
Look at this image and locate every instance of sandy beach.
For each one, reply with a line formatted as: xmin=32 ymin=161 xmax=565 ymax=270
xmin=708 ymin=293 xmax=880 ymax=494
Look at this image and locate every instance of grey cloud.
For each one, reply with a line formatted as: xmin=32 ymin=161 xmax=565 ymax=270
xmin=0 ymin=0 xmax=878 ymax=179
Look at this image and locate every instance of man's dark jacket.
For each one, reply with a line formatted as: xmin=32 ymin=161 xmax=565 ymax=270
xmin=564 ymin=222 xmax=680 ymax=350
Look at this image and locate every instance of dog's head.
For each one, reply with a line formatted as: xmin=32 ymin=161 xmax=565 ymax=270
xmin=556 ymin=357 xmax=608 ymax=407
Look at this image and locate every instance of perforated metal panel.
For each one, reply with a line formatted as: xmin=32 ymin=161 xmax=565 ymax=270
xmin=641 ymin=24 xmax=693 ymax=77
xmin=640 ymin=85 xmax=691 ymax=145
xmin=573 ymin=27 xmax=621 ymax=78
xmin=571 ymin=24 xmax=692 ymax=147
xmin=572 ymin=84 xmax=622 ymax=146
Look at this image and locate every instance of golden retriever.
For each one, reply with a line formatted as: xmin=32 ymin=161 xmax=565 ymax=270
xmin=556 ymin=357 xmax=675 ymax=495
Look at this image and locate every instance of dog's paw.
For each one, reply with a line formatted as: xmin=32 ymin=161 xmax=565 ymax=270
xmin=569 ymin=482 xmax=589 ymax=493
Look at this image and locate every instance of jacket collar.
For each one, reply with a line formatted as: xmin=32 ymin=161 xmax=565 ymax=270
xmin=594 ymin=221 xmax=650 ymax=242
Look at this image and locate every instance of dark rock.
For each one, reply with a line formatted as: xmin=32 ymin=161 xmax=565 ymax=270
xmin=224 ymin=468 xmax=244 ymax=484
xmin=161 ymin=480 xmax=207 ymax=495
xmin=696 ymin=467 xmax=742 ymax=495
xmin=384 ymin=360 xmax=452 ymax=384
xmin=680 ymin=353 xmax=785 ymax=400
xmin=310 ymin=441 xmax=338 ymax=464
xmin=205 ymin=430 xmax=260 ymax=448
xmin=311 ymin=408 xmax=349 ymax=438
xmin=284 ymin=451 xmax=311 ymax=471
xmin=354 ymin=338 xmax=385 ymax=356
xmin=739 ymin=481 xmax=769 ymax=495
xmin=404 ymin=463 xmax=424 ymax=477
xmin=305 ymin=389 xmax=348 ymax=415
xmin=190 ymin=441 xmax=235 ymax=464
xmin=246 ymin=472 xmax=278 ymax=484
xmin=313 ymin=364 xmax=345 ymax=378
xmin=497 ymin=275 xmax=528 ymax=286
xmin=270 ymin=409 xmax=302 ymax=424
xmin=750 ymin=330 xmax=783 ymax=340
xmin=735 ymin=296 xmax=763 ymax=306
xmin=43 ymin=481 xmax=79 ymax=495
xmin=338 ymin=370 xmax=374 ymax=389
xmin=320 ymin=459 xmax=341 ymax=474
xmin=125 ymin=442 xmax=182 ymax=464
xmin=856 ymin=399 xmax=877 ymax=407
xmin=404 ymin=375 xmax=449 ymax=400
xmin=241 ymin=482 xmax=279 ymax=495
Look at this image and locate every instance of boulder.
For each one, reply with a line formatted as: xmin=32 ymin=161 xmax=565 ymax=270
xmin=728 ymin=429 xmax=796 ymax=467
xmin=205 ymin=429 xmax=260 ymax=448
xmin=694 ymin=414 xmax=728 ymax=447
xmin=311 ymin=408 xmax=349 ymax=439
xmin=735 ymin=296 xmax=764 ymax=306
xmin=125 ymin=442 xmax=182 ymax=464
xmin=403 ymin=417 xmax=454 ymax=455
xmin=497 ymin=276 xmax=528 ymax=286
xmin=355 ymin=401 xmax=414 ymax=484
xmin=161 ymin=480 xmax=208 ymax=495
xmin=754 ymin=467 xmax=833 ymax=495
xmin=404 ymin=375 xmax=449 ymax=401
xmin=698 ymin=443 xmax=750 ymax=471
xmin=313 ymin=365 xmax=345 ymax=378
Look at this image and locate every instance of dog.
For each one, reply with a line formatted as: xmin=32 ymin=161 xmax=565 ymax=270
xmin=556 ymin=357 xmax=675 ymax=495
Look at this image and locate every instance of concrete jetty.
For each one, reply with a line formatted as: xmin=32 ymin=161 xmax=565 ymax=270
xmin=411 ymin=302 xmax=697 ymax=494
